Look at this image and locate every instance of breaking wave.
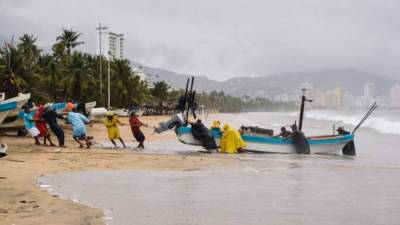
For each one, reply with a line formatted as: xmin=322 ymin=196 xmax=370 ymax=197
xmin=305 ymin=110 xmax=400 ymax=136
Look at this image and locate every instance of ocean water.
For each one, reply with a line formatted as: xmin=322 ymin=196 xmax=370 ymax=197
xmin=38 ymin=111 xmax=400 ymax=225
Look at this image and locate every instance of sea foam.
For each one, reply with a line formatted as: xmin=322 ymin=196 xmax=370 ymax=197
xmin=305 ymin=110 xmax=400 ymax=136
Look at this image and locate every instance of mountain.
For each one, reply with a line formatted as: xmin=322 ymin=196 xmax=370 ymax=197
xmin=138 ymin=62 xmax=400 ymax=98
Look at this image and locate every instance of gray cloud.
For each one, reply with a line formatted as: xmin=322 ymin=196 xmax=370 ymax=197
xmin=1 ymin=0 xmax=399 ymax=80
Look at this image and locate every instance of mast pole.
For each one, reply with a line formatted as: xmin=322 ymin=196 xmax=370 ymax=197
xmin=298 ymin=88 xmax=312 ymax=131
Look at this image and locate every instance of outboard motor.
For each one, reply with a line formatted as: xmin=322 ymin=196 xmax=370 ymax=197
xmin=337 ymin=127 xmax=356 ymax=156
xmin=342 ymin=141 xmax=356 ymax=156
xmin=154 ymin=113 xmax=186 ymax=133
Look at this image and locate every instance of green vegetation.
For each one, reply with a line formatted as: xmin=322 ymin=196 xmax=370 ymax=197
xmin=0 ymin=30 xmax=296 ymax=112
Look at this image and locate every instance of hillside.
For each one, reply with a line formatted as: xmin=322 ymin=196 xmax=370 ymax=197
xmin=131 ymin=61 xmax=399 ymax=97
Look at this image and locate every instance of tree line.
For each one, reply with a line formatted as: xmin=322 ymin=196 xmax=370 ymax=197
xmin=0 ymin=29 xmax=296 ymax=112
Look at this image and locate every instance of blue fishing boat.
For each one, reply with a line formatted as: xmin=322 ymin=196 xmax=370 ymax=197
xmin=0 ymin=93 xmax=31 ymax=128
xmin=176 ymin=126 xmax=354 ymax=154
xmin=156 ymin=78 xmax=374 ymax=155
xmin=0 ymin=100 xmax=18 ymax=125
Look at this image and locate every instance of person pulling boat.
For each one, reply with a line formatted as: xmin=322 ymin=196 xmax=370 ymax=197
xmin=220 ymin=124 xmax=246 ymax=154
xmin=104 ymin=111 xmax=126 ymax=148
xmin=286 ymin=124 xmax=310 ymax=154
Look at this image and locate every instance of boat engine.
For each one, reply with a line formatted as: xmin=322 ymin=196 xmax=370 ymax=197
xmin=337 ymin=127 xmax=356 ymax=156
xmin=154 ymin=112 xmax=186 ymax=134
xmin=342 ymin=140 xmax=356 ymax=156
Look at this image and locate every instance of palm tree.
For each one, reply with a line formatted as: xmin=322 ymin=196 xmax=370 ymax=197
xmin=0 ymin=42 xmax=26 ymax=96
xmin=53 ymin=29 xmax=84 ymax=55
xmin=38 ymin=54 xmax=62 ymax=101
xmin=62 ymin=52 xmax=94 ymax=101
xmin=111 ymin=59 xmax=148 ymax=107
xmin=151 ymin=81 xmax=170 ymax=103
xmin=18 ymin=34 xmax=41 ymax=68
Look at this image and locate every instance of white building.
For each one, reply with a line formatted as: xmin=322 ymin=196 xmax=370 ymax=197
xmin=364 ymin=83 xmax=375 ymax=98
xmin=133 ymin=66 xmax=152 ymax=85
xmin=96 ymin=29 xmax=124 ymax=59
xmin=390 ymin=84 xmax=400 ymax=108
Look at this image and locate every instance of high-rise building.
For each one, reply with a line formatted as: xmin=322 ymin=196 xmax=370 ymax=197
xmin=334 ymin=87 xmax=345 ymax=110
xmin=96 ymin=29 xmax=124 ymax=59
xmin=390 ymin=84 xmax=400 ymax=108
xmin=364 ymin=83 xmax=375 ymax=97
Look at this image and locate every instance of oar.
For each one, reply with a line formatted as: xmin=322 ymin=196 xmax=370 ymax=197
xmin=352 ymin=103 xmax=378 ymax=134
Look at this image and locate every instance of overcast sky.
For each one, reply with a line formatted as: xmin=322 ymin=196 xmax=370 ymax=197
xmin=1 ymin=0 xmax=399 ymax=80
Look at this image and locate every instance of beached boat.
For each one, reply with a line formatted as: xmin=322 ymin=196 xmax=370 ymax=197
xmin=0 ymin=143 xmax=7 ymax=158
xmin=0 ymin=101 xmax=67 ymax=129
xmin=0 ymin=93 xmax=31 ymax=129
xmin=114 ymin=108 xmax=144 ymax=117
xmin=0 ymin=100 xmax=96 ymax=129
xmin=176 ymin=127 xmax=354 ymax=155
xmin=85 ymin=101 xmax=97 ymax=114
xmin=89 ymin=107 xmax=108 ymax=121
xmin=0 ymin=93 xmax=19 ymax=125
xmin=157 ymin=77 xmax=371 ymax=155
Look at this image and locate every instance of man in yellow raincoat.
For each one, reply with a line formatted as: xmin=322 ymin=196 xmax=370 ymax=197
xmin=104 ymin=112 xmax=127 ymax=148
xmin=220 ymin=124 xmax=246 ymax=154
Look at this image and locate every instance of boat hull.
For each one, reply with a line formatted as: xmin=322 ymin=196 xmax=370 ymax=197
xmin=0 ymin=94 xmax=31 ymax=129
xmin=176 ymin=127 xmax=354 ymax=155
xmin=0 ymin=100 xmax=68 ymax=129
xmin=0 ymin=101 xmax=18 ymax=125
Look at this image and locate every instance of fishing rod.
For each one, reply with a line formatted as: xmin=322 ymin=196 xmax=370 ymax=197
xmin=352 ymin=102 xmax=378 ymax=134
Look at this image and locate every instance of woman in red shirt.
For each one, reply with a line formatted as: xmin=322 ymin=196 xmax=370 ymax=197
xmin=129 ymin=111 xmax=148 ymax=148
xmin=34 ymin=105 xmax=55 ymax=146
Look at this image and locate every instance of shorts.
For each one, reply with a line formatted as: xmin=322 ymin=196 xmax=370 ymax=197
xmin=27 ymin=127 xmax=40 ymax=137
xmin=107 ymin=128 xmax=121 ymax=140
xmin=73 ymin=134 xmax=86 ymax=140
xmin=133 ymin=131 xmax=145 ymax=142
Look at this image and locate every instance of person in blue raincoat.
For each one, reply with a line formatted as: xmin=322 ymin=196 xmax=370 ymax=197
xmin=66 ymin=108 xmax=91 ymax=148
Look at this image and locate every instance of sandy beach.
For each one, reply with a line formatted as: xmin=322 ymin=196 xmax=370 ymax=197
xmin=0 ymin=115 xmax=236 ymax=225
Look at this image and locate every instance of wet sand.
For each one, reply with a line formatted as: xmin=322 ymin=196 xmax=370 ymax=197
xmin=0 ymin=115 xmax=236 ymax=225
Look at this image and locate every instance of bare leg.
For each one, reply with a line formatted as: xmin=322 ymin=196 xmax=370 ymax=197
xmin=43 ymin=136 xmax=47 ymax=145
xmin=34 ymin=136 xmax=41 ymax=145
xmin=47 ymin=135 xmax=56 ymax=146
xmin=82 ymin=137 xmax=91 ymax=148
xmin=110 ymin=139 xmax=117 ymax=147
xmin=119 ymin=138 xmax=127 ymax=148
xmin=74 ymin=137 xmax=84 ymax=148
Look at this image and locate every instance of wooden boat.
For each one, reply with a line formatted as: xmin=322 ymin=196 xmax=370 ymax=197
xmin=176 ymin=127 xmax=354 ymax=155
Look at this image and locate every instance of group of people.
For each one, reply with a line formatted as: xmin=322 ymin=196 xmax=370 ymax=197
xmin=188 ymin=119 xmax=247 ymax=154
xmin=207 ymin=120 xmax=310 ymax=154
xmin=23 ymin=103 xmax=149 ymax=149
xmin=104 ymin=111 xmax=148 ymax=148
xmin=23 ymin=105 xmax=65 ymax=147
xmin=274 ymin=124 xmax=310 ymax=154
